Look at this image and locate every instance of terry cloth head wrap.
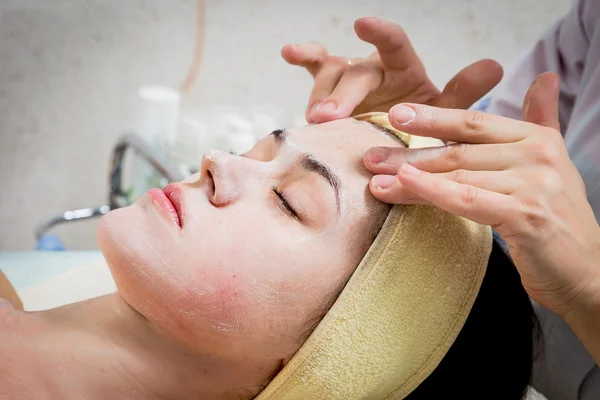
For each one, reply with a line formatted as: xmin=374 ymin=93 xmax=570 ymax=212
xmin=256 ymin=112 xmax=492 ymax=399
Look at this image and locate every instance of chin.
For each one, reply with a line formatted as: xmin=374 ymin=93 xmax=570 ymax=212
xmin=96 ymin=206 xmax=197 ymax=335
xmin=96 ymin=202 xmax=243 ymax=350
xmin=97 ymin=208 xmax=172 ymax=330
xmin=97 ymin=206 xmax=163 ymax=293
xmin=98 ymin=201 xmax=172 ymax=260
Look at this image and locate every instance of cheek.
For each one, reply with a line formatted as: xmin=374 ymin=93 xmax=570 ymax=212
xmin=99 ymin=199 xmax=357 ymax=354
xmin=165 ymin=222 xmax=322 ymax=341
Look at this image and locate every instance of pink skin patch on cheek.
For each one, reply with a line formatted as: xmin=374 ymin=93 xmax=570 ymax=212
xmin=171 ymin=265 xmax=251 ymax=338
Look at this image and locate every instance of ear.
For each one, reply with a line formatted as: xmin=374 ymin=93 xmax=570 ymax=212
xmin=522 ymin=72 xmax=561 ymax=131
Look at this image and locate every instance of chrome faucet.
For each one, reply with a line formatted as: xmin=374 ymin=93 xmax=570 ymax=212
xmin=35 ymin=133 xmax=186 ymax=241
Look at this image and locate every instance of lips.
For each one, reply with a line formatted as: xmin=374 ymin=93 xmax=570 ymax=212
xmin=147 ymin=185 xmax=183 ymax=229
xmin=162 ymin=184 xmax=184 ymax=228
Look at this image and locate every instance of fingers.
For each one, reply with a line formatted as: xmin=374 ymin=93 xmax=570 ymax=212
xmin=371 ymin=168 xmax=517 ymax=206
xmin=438 ymin=59 xmax=504 ymax=109
xmin=391 ymin=165 xmax=517 ymax=226
xmin=306 ymin=58 xmax=348 ymax=123
xmin=364 ymin=142 xmax=521 ymax=175
xmin=310 ymin=58 xmax=383 ymax=123
xmin=281 ymin=42 xmax=328 ymax=77
xmin=369 ymin=174 xmax=421 ymax=204
xmin=388 ymin=103 xmax=535 ymax=144
xmin=522 ymin=72 xmax=561 ymax=131
xmin=284 ymin=39 xmax=383 ymax=123
xmin=354 ymin=17 xmax=424 ymax=71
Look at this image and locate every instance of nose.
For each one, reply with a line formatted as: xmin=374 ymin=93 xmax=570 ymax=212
xmin=200 ymin=149 xmax=254 ymax=206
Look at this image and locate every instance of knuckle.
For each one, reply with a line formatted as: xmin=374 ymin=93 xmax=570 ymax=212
xmin=463 ymin=110 xmax=486 ymax=134
xmin=537 ymin=169 xmax=563 ymax=194
xmin=542 ymin=125 xmax=562 ymax=139
xmin=531 ymin=139 xmax=562 ymax=166
xmin=452 ymin=169 xmax=470 ymax=185
xmin=518 ymin=196 xmax=550 ymax=233
xmin=401 ymin=195 xmax=421 ymax=205
xmin=457 ymin=185 xmax=479 ymax=217
xmin=443 ymin=144 xmax=469 ymax=169
xmin=462 ymin=185 xmax=479 ymax=206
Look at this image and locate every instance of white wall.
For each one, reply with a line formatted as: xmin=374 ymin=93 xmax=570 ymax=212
xmin=0 ymin=0 xmax=570 ymax=250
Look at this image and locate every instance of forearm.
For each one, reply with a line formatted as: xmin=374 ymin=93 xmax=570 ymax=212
xmin=562 ymin=268 xmax=600 ymax=366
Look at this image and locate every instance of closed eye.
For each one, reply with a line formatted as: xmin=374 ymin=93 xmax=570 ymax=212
xmin=271 ymin=185 xmax=298 ymax=220
xmin=229 ymin=146 xmax=298 ymax=220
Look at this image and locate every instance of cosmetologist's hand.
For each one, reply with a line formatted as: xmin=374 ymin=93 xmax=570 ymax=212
xmin=281 ymin=17 xmax=503 ymax=123
xmin=363 ymin=73 xmax=600 ymax=337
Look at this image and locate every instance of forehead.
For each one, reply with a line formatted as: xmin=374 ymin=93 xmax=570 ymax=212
xmin=290 ymin=118 xmax=401 ymax=158
xmin=289 ymin=118 xmax=402 ymax=180
xmin=287 ymin=118 xmax=403 ymax=212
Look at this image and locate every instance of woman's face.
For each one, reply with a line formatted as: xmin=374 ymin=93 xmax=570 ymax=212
xmin=98 ymin=118 xmax=402 ymax=364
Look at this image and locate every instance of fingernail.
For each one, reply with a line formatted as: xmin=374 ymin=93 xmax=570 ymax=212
xmin=319 ymin=101 xmax=338 ymax=114
xmin=310 ymin=101 xmax=321 ymax=114
xmin=372 ymin=175 xmax=397 ymax=190
xmin=390 ymin=105 xmax=416 ymax=125
xmin=306 ymin=102 xmax=321 ymax=123
xmin=367 ymin=147 xmax=391 ymax=164
xmin=400 ymin=163 xmax=421 ymax=175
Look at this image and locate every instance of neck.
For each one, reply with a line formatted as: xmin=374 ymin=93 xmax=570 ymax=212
xmin=3 ymin=294 xmax=259 ymax=399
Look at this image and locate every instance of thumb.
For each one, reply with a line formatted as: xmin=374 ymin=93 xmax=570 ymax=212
xmin=522 ymin=72 xmax=561 ymax=131
xmin=437 ymin=59 xmax=503 ymax=109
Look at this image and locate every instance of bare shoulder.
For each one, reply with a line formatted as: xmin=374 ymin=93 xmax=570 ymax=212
xmin=0 ymin=270 xmax=23 ymax=311
xmin=0 ymin=303 xmax=48 ymax=399
xmin=0 ymin=301 xmax=25 ymax=397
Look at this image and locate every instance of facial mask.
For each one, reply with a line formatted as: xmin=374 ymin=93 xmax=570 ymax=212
xmin=256 ymin=112 xmax=492 ymax=399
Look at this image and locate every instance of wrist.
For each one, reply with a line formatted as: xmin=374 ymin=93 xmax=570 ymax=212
xmin=560 ymin=244 xmax=600 ymax=326
xmin=560 ymin=266 xmax=600 ymax=365
xmin=562 ymin=283 xmax=600 ymax=324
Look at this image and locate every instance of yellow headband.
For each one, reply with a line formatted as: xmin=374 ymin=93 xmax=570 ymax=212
xmin=256 ymin=113 xmax=492 ymax=399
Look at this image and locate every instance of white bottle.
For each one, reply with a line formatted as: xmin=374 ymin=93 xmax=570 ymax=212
xmin=128 ymin=86 xmax=181 ymax=202
xmin=226 ymin=115 xmax=256 ymax=155
xmin=170 ymin=117 xmax=208 ymax=174
xmin=250 ymin=112 xmax=280 ymax=142
xmin=137 ymin=86 xmax=181 ymax=154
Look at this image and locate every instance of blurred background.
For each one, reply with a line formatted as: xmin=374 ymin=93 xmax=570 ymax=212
xmin=0 ymin=0 xmax=569 ymax=251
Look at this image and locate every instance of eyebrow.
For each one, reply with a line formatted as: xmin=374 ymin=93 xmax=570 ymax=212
xmin=271 ymin=128 xmax=287 ymax=144
xmin=270 ymin=129 xmax=341 ymax=214
xmin=364 ymin=122 xmax=408 ymax=147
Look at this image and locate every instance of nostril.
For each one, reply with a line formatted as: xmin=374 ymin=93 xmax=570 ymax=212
xmin=207 ymin=170 xmax=216 ymax=198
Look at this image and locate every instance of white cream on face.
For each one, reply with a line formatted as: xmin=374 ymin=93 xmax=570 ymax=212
xmin=99 ymin=118 xmax=403 ymax=363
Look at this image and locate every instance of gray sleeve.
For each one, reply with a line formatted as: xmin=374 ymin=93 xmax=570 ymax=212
xmin=484 ymin=0 xmax=589 ymax=133
xmin=484 ymin=1 xmax=600 ymax=399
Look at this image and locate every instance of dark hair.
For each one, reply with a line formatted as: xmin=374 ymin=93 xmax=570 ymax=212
xmin=252 ymin=241 xmax=537 ymax=400
xmin=406 ymin=240 xmax=539 ymax=399
xmin=256 ymin=240 xmax=538 ymax=400
xmin=254 ymin=199 xmax=537 ymax=400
